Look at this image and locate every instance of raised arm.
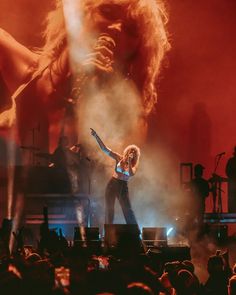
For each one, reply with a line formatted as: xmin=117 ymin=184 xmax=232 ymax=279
xmin=90 ymin=128 xmax=121 ymax=161
xmin=0 ymin=28 xmax=39 ymax=94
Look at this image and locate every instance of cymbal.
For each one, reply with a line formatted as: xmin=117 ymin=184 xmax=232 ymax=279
xmin=34 ymin=152 xmax=52 ymax=159
xmin=208 ymin=173 xmax=228 ymax=182
xmin=20 ymin=145 xmax=40 ymax=151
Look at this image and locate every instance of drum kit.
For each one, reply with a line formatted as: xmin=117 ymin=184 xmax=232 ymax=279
xmin=19 ymin=143 xmax=93 ymax=193
xmin=20 ymin=144 xmax=81 ymax=166
xmin=20 ymin=145 xmax=51 ymax=166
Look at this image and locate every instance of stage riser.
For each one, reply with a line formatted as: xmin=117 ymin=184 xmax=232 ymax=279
xmin=24 ymin=194 xmax=91 ymax=226
xmin=204 ymin=213 xmax=236 ymax=223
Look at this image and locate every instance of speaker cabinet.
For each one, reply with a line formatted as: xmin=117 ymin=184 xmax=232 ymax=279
xmin=142 ymin=227 xmax=167 ymax=247
xmin=74 ymin=227 xmax=100 ymax=241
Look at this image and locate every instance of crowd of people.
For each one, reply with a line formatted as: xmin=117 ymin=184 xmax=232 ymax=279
xmin=0 ymin=217 xmax=236 ymax=295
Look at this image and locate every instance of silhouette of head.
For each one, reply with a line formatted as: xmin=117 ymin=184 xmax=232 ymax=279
xmin=233 ymin=146 xmax=236 ymax=156
xmin=228 ymin=275 xmax=236 ymax=295
xmin=207 ymin=254 xmax=224 ymax=274
xmin=194 ymin=164 xmax=205 ymax=177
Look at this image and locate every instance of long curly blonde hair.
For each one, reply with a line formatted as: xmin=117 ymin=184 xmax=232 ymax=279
xmin=42 ymin=0 xmax=170 ymax=115
xmin=123 ymin=144 xmax=141 ymax=167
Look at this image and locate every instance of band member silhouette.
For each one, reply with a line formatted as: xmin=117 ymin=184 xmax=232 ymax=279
xmin=225 ymin=147 xmax=236 ymax=213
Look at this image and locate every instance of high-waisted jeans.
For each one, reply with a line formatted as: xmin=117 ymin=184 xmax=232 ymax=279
xmin=105 ymin=177 xmax=137 ymax=224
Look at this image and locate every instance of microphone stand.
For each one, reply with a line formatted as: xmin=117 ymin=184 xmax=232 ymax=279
xmin=29 ymin=125 xmax=40 ymax=166
xmin=214 ymin=154 xmax=223 ymax=174
xmin=210 ymin=154 xmax=224 ymax=213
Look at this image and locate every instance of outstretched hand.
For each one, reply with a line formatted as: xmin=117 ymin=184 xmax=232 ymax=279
xmin=90 ymin=128 xmax=97 ymax=137
xmin=83 ymin=34 xmax=115 ymax=74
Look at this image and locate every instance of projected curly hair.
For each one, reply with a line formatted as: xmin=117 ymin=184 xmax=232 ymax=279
xmin=42 ymin=0 xmax=170 ymax=115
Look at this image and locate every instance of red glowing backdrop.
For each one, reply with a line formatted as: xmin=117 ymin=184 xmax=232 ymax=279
xmin=0 ymin=0 xmax=236 ymax=213
xmin=149 ymin=0 xmax=236 ymax=211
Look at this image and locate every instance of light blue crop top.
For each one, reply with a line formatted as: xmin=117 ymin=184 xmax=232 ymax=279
xmin=113 ymin=160 xmax=132 ymax=181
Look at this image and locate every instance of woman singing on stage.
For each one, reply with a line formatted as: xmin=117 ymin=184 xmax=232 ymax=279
xmin=90 ymin=128 xmax=140 ymax=225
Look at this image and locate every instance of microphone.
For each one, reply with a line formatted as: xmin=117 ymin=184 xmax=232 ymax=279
xmin=128 ymin=153 xmax=134 ymax=161
xmin=216 ymin=152 xmax=225 ymax=156
xmin=70 ymin=33 xmax=116 ymax=102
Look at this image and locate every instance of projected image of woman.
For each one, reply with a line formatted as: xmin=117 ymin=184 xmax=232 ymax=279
xmin=91 ymin=128 xmax=140 ymax=224
xmin=0 ymin=0 xmax=170 ymax=153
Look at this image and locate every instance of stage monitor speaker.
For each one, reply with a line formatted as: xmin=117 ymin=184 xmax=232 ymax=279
xmin=104 ymin=224 xmax=141 ymax=255
xmin=74 ymin=227 xmax=100 ymax=241
xmin=142 ymin=227 xmax=167 ymax=247
xmin=73 ymin=226 xmax=101 ymax=253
